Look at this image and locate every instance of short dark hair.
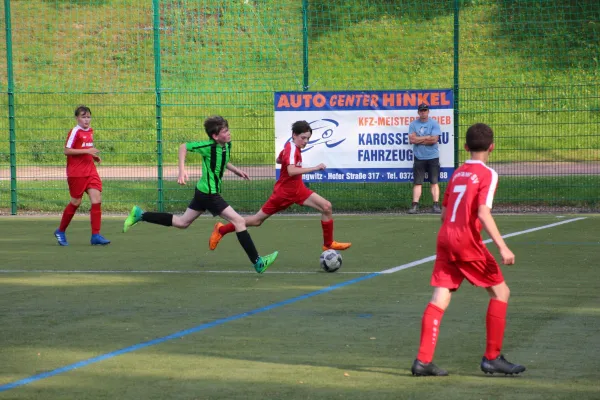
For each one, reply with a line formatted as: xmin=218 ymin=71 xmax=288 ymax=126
xmin=465 ymin=123 xmax=494 ymax=152
xmin=291 ymin=120 xmax=312 ymax=135
xmin=204 ymin=115 xmax=229 ymax=139
xmin=74 ymin=105 xmax=91 ymax=117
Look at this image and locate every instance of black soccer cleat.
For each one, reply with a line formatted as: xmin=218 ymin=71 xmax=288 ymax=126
xmin=411 ymin=359 xmax=449 ymax=376
xmin=481 ymin=355 xmax=526 ymax=375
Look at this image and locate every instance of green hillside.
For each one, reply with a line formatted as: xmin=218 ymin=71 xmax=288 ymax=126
xmin=0 ymin=0 xmax=598 ymax=165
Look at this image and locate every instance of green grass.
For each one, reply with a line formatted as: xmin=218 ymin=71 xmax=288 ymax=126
xmin=1 ymin=215 xmax=600 ymax=399
xmin=2 ymin=175 xmax=600 ymax=214
xmin=0 ymin=1 xmax=598 ymax=165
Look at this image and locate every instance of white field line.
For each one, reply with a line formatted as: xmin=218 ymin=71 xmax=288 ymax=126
xmin=0 ymin=217 xmax=586 ymax=276
xmin=0 ymin=270 xmax=371 ymax=274
xmin=381 ymin=216 xmax=586 ymax=274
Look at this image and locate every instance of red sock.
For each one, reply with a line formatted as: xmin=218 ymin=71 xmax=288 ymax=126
xmin=485 ymin=298 xmax=508 ymax=360
xmin=321 ymin=219 xmax=334 ymax=247
xmin=91 ymin=203 xmax=102 ymax=234
xmin=417 ymin=303 xmax=445 ymax=363
xmin=59 ymin=203 xmax=79 ymax=231
xmin=219 ymin=223 xmax=236 ymax=236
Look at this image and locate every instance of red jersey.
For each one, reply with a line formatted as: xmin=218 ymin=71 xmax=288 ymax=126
xmin=437 ymin=160 xmax=499 ymax=261
xmin=274 ymin=141 xmax=305 ymax=198
xmin=65 ymin=125 xmax=98 ymax=178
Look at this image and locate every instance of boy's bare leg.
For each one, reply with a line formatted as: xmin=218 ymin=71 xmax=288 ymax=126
xmin=430 ymin=286 xmax=452 ymax=309
xmin=171 ymin=208 xmax=203 ymax=228
xmin=245 ymin=210 xmax=271 ymax=227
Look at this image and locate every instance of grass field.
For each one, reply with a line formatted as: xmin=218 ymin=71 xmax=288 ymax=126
xmin=1 ymin=214 xmax=599 ymax=399
xmin=2 ymin=175 xmax=600 ymax=214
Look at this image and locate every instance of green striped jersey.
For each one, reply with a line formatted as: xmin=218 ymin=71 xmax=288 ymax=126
xmin=186 ymin=140 xmax=231 ymax=194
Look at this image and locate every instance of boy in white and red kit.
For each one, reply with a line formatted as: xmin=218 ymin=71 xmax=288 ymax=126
xmin=411 ymin=123 xmax=525 ymax=377
xmin=54 ymin=105 xmax=110 ymax=246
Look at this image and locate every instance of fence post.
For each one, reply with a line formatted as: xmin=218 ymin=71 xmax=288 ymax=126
xmin=4 ymin=0 xmax=17 ymax=215
xmin=302 ymin=0 xmax=309 ymax=91
xmin=453 ymin=0 xmax=460 ymax=169
xmin=152 ymin=0 xmax=164 ymax=211
xmin=302 ymin=0 xmax=311 ymax=189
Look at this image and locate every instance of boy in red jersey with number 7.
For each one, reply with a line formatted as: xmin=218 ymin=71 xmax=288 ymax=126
xmin=54 ymin=105 xmax=110 ymax=246
xmin=411 ymin=123 xmax=525 ymax=377
xmin=208 ymin=120 xmax=351 ymax=252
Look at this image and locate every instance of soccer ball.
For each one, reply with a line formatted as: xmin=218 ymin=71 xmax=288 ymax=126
xmin=320 ymin=249 xmax=342 ymax=273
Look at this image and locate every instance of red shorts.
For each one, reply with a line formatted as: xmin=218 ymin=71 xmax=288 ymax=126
xmin=67 ymin=175 xmax=102 ymax=198
xmin=261 ymin=186 xmax=314 ymax=215
xmin=431 ymin=246 xmax=504 ymax=289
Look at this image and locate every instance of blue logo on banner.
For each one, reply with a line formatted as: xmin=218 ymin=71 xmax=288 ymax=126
xmin=286 ymin=119 xmax=346 ymax=152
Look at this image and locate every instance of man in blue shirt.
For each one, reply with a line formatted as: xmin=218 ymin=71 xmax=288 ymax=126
xmin=408 ymin=103 xmax=442 ymax=214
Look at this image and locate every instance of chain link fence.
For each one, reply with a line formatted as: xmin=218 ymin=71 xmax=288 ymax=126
xmin=1 ymin=0 xmax=599 ymax=214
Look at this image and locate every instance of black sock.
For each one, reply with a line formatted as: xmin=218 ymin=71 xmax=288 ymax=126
xmin=412 ymin=202 xmax=418 ymax=207
xmin=433 ymin=202 xmax=439 ymax=206
xmin=141 ymin=212 xmax=173 ymax=227
xmin=236 ymin=230 xmax=259 ymax=264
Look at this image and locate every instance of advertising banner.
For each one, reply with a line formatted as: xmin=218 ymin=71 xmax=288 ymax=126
xmin=274 ymin=90 xmax=454 ymax=182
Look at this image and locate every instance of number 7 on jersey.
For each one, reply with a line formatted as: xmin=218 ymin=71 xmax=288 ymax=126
xmin=450 ymin=184 xmax=467 ymax=222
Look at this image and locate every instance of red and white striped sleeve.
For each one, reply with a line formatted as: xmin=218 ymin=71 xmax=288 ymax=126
xmin=281 ymin=141 xmax=296 ymax=167
xmin=65 ymin=126 xmax=80 ymax=149
xmin=478 ymin=167 xmax=498 ymax=209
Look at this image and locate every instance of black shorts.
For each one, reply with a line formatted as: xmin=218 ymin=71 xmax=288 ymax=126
xmin=188 ymin=188 xmax=230 ymax=216
xmin=413 ymin=157 xmax=440 ymax=185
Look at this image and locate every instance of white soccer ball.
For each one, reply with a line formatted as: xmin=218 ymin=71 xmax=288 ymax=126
xmin=320 ymin=249 xmax=342 ymax=273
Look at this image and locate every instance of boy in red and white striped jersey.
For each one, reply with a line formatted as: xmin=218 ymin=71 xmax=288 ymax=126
xmin=208 ymin=120 xmax=351 ymax=252
xmin=54 ymin=105 xmax=110 ymax=246
xmin=411 ymin=123 xmax=525 ymax=377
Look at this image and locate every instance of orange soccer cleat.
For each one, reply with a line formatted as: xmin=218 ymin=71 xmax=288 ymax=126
xmin=322 ymin=241 xmax=352 ymax=251
xmin=209 ymin=222 xmax=225 ymax=250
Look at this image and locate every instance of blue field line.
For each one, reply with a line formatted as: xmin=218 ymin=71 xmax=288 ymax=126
xmin=516 ymin=241 xmax=600 ymax=246
xmin=0 ymin=216 xmax=587 ymax=392
xmin=0 ymin=272 xmax=380 ymax=393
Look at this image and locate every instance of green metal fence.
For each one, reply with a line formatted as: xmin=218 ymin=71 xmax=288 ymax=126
xmin=1 ymin=0 xmax=599 ymax=215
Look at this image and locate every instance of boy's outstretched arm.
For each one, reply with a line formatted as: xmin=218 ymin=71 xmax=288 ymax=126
xmin=478 ymin=205 xmax=515 ymax=265
xmin=287 ymin=163 xmax=326 ymax=177
xmin=226 ymin=163 xmax=250 ymax=180
xmin=177 ymin=143 xmax=188 ymax=185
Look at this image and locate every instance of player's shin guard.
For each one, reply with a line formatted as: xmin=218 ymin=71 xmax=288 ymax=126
xmin=416 ymin=303 xmax=445 ymax=363
xmin=236 ymin=230 xmax=260 ymax=264
xmin=484 ymin=299 xmax=508 ymax=360
xmin=321 ymin=219 xmax=334 ymax=247
xmin=91 ymin=203 xmax=102 ymax=234
xmin=141 ymin=212 xmax=173 ymax=227
xmin=59 ymin=202 xmax=79 ymax=231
